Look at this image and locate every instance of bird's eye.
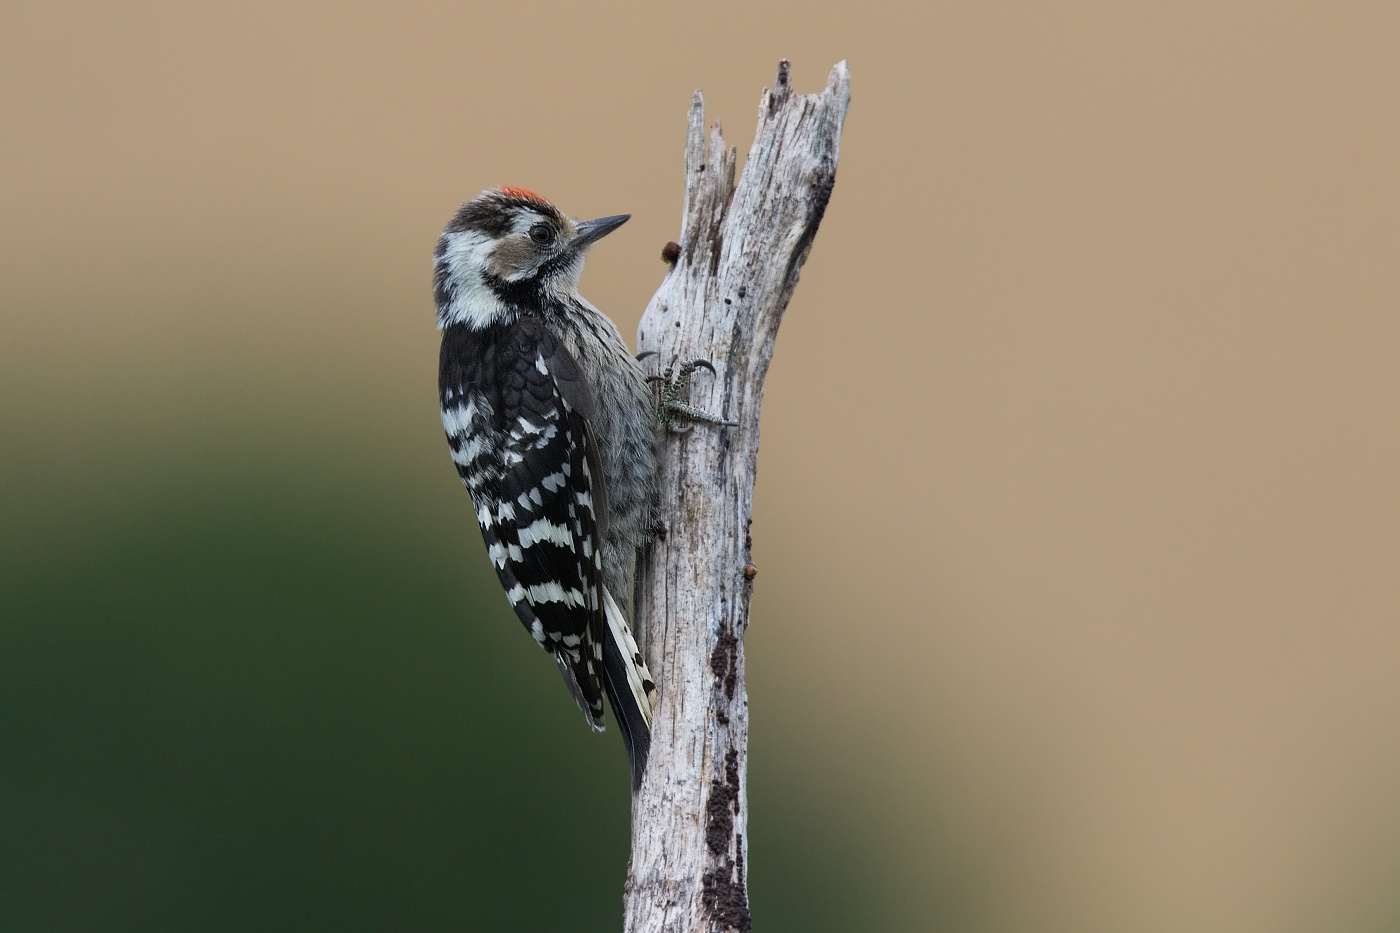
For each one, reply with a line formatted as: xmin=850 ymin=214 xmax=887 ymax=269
xmin=528 ymin=223 xmax=554 ymax=245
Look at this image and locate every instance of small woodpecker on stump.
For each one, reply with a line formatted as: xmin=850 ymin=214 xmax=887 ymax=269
xmin=433 ymin=186 xmax=727 ymax=789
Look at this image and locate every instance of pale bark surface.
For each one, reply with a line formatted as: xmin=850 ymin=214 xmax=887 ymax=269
xmin=624 ymin=61 xmax=851 ymax=933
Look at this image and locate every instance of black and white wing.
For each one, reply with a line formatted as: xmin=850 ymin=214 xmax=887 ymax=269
xmin=441 ymin=318 xmax=610 ymax=729
xmin=441 ymin=319 xmax=655 ymax=787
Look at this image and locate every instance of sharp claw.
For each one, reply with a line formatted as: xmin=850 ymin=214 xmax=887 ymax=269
xmin=645 ymin=356 xmax=736 ymax=432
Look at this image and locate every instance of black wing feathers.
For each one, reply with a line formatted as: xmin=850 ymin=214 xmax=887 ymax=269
xmin=440 ymin=319 xmax=609 ymax=729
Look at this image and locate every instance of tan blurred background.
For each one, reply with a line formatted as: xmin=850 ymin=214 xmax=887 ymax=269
xmin=5 ymin=2 xmax=1400 ymax=930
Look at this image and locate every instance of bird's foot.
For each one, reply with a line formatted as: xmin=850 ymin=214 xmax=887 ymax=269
xmin=648 ymin=358 xmax=738 ymax=432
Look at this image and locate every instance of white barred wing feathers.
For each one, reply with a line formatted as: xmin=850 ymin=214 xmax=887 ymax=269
xmin=440 ymin=319 xmax=608 ymax=729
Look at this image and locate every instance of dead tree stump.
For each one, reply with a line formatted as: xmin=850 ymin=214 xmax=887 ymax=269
xmin=624 ymin=60 xmax=852 ymax=933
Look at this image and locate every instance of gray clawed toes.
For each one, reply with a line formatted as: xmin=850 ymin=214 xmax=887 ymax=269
xmin=647 ymin=357 xmax=738 ymax=432
xmin=663 ymin=400 xmax=738 ymax=430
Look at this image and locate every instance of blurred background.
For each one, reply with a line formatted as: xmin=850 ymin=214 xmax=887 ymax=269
xmin=3 ymin=2 xmax=1398 ymax=930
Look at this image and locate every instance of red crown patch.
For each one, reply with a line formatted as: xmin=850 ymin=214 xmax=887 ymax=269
xmin=497 ymin=185 xmax=551 ymax=206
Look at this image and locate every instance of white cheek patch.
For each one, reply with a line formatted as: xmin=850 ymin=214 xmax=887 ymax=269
xmin=439 ymin=231 xmax=510 ymax=327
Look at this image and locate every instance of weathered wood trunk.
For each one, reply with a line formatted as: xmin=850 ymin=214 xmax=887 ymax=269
xmin=623 ymin=60 xmax=851 ymax=933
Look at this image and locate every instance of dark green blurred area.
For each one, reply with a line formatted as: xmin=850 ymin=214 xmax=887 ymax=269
xmin=0 ymin=447 xmax=880 ymax=931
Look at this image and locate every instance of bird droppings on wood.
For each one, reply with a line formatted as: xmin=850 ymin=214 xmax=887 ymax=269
xmin=702 ymin=753 xmax=750 ymax=930
xmin=702 ymin=855 xmax=751 ymax=933
xmin=704 ymin=749 xmax=741 ymax=856
xmin=710 ymin=631 xmax=739 ymax=699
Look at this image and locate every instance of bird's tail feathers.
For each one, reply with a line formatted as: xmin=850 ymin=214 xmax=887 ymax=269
xmin=601 ymin=587 xmax=656 ymax=790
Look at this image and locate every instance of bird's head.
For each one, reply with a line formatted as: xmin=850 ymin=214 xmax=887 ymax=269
xmin=433 ymin=186 xmax=630 ymax=329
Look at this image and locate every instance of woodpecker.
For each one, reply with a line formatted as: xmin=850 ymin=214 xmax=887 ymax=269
xmin=434 ymin=186 xmax=662 ymax=789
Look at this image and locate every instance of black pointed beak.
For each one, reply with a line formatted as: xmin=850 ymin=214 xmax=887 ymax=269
xmin=572 ymin=213 xmax=630 ymax=251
